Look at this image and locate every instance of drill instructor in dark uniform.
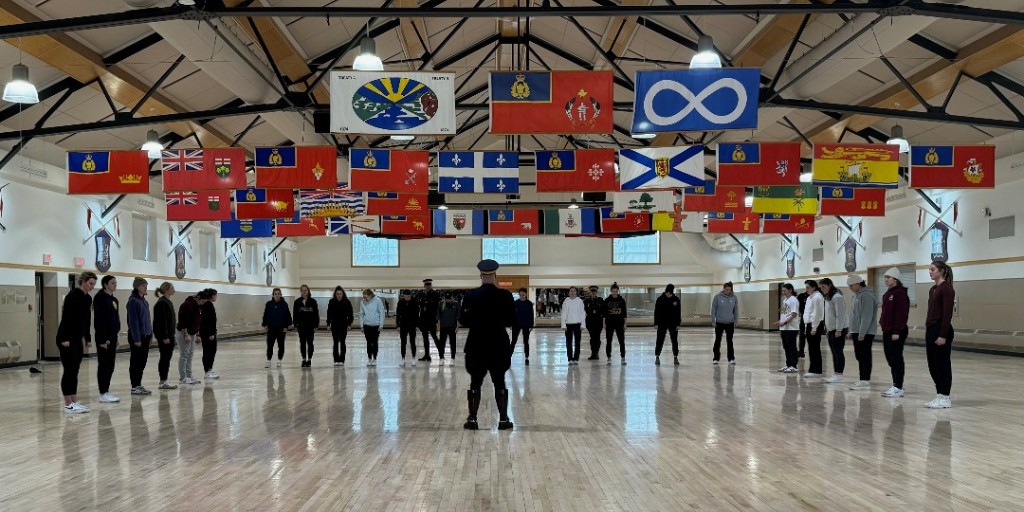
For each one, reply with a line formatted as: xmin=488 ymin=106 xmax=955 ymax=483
xmin=460 ymin=259 xmax=515 ymax=431
xmin=584 ymin=285 xmax=605 ymax=361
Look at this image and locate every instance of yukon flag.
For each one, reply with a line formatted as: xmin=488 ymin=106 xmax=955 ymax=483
xmin=618 ymin=146 xmax=704 ymax=190
xmin=437 ymin=151 xmax=520 ymax=194
xmin=488 ymin=209 xmax=541 ymax=235
xmin=432 ymin=209 xmax=486 ymax=236
xmin=542 ymin=208 xmax=596 ymax=235
xmin=653 ymin=205 xmax=704 ymax=233
xmin=611 ymin=190 xmax=677 ymax=214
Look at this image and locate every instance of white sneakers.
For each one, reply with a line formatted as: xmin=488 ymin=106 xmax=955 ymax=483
xmin=265 ymin=361 xmax=271 ymax=368
xmin=926 ymin=395 xmax=951 ymax=409
xmin=728 ymin=360 xmax=736 ymax=366
xmin=849 ymin=380 xmax=871 ymax=390
xmin=826 ymin=375 xmax=845 ymax=384
xmin=64 ymin=402 xmax=89 ymax=414
xmin=803 ymin=372 xmax=823 ymax=378
xmin=205 ymin=371 xmax=220 ymax=380
xmin=781 ymin=366 xmax=798 ymax=373
xmin=882 ymin=387 xmax=905 ymax=398
xmin=712 ymin=360 xmax=720 ymax=366
xmin=98 ymin=393 xmax=120 ymax=403
xmin=412 ymin=359 xmax=417 ymax=367
xmin=158 ymin=381 xmax=178 ymax=390
xmin=179 ymin=377 xmax=201 ymax=385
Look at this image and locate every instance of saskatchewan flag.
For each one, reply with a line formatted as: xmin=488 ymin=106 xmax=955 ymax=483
xmin=751 ymin=184 xmax=819 ymax=215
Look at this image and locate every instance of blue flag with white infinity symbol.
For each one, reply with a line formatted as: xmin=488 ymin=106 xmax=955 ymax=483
xmin=631 ymin=69 xmax=760 ymax=133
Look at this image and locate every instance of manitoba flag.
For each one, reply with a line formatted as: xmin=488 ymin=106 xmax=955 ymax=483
xmin=599 ymin=207 xmax=651 ymax=233
xmin=681 ymin=180 xmax=745 ymax=212
xmin=717 ymin=142 xmax=801 ymax=186
xmin=255 ymin=146 xmax=337 ymax=189
xmin=487 ymin=209 xmax=540 ymax=235
xmin=349 ymin=149 xmax=429 ymax=193
xmin=535 ymin=149 xmax=617 ymax=192
xmin=162 ymin=148 xmax=246 ymax=192
xmin=910 ymin=145 xmax=995 ymax=189
xmin=761 ymin=214 xmax=815 ymax=234
xmin=166 ymin=190 xmax=231 ymax=221
xmin=234 ymin=188 xmax=295 ymax=219
xmin=68 ymin=151 xmax=150 ymax=195
xmin=706 ymin=211 xmax=760 ymax=234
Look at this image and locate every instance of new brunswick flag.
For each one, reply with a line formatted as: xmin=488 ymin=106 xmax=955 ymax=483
xmin=751 ymin=184 xmax=819 ymax=215
xmin=812 ymin=143 xmax=900 ymax=188
xmin=910 ymin=145 xmax=995 ymax=189
xmin=819 ymin=187 xmax=886 ymax=216
xmin=762 ymin=214 xmax=815 ymax=234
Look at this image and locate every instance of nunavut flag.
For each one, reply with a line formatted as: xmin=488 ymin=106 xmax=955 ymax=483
xmin=717 ymin=142 xmax=802 ymax=186
xmin=910 ymin=145 xmax=995 ymax=189
xmin=819 ymin=187 xmax=886 ymax=216
xmin=618 ymin=146 xmax=704 ymax=190
xmin=67 ymin=151 xmax=149 ymax=194
xmin=489 ymin=70 xmax=614 ymax=134
xmin=255 ymin=146 xmax=337 ymax=189
xmin=165 ymin=190 xmax=231 ymax=221
xmin=600 ymin=207 xmax=651 ymax=233
xmin=234 ymin=188 xmax=295 ymax=219
xmin=488 ymin=209 xmax=541 ymax=236
xmin=681 ymin=180 xmax=745 ymax=212
xmin=762 ymin=214 xmax=815 ymax=234
xmin=751 ymin=184 xmax=819 ymax=215
xmin=535 ymin=149 xmax=617 ymax=192
xmin=348 ymin=149 xmax=429 ymax=193
xmin=706 ymin=211 xmax=760 ymax=234
xmin=364 ymin=192 xmax=429 ymax=216
xmin=161 ymin=148 xmax=246 ymax=192
xmin=275 ymin=213 xmax=326 ymax=237
xmin=812 ymin=143 xmax=900 ymax=188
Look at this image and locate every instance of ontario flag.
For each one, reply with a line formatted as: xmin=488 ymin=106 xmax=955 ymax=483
xmin=161 ymin=148 xmax=246 ymax=192
xmin=165 ymin=191 xmax=231 ymax=221
xmin=487 ymin=209 xmax=541 ymax=235
xmin=599 ymin=207 xmax=651 ymax=233
xmin=535 ymin=149 xmax=617 ymax=192
xmin=298 ymin=186 xmax=365 ymax=217
xmin=681 ymin=180 xmax=745 ymax=212
xmin=381 ymin=214 xmax=432 ymax=235
xmin=234 ymin=188 xmax=295 ymax=219
xmin=717 ymin=142 xmax=801 ymax=186
xmin=910 ymin=145 xmax=995 ymax=189
xmin=819 ymin=187 xmax=886 ymax=216
xmin=706 ymin=211 xmax=760 ymax=234
xmin=255 ymin=146 xmax=337 ymax=189
xmin=67 ymin=151 xmax=149 ymax=194
xmin=348 ymin=149 xmax=429 ymax=193
xmin=762 ymin=214 xmax=815 ymax=234
xmin=618 ymin=146 xmax=705 ymax=190
xmin=363 ymin=192 xmax=429 ymax=216
xmin=432 ymin=210 xmax=486 ymax=236
xmin=489 ymin=70 xmax=614 ymax=134
xmin=275 ymin=213 xmax=326 ymax=237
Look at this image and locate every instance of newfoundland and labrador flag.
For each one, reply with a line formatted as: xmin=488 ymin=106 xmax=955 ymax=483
xmin=432 ymin=209 xmax=485 ymax=236
xmin=326 ymin=216 xmax=381 ymax=235
xmin=535 ymin=149 xmax=617 ymax=192
xmin=819 ymin=187 xmax=886 ymax=216
xmin=717 ymin=142 xmax=801 ymax=186
xmin=910 ymin=145 xmax=995 ymax=189
xmin=489 ymin=70 xmax=614 ymax=134
xmin=812 ymin=143 xmax=900 ymax=188
xmin=68 ymin=151 xmax=150 ymax=194
xmin=542 ymin=209 xmax=597 ymax=235
xmin=618 ymin=146 xmax=704 ymax=190
xmin=161 ymin=148 xmax=247 ymax=192
xmin=166 ymin=190 xmax=232 ymax=221
xmin=255 ymin=146 xmax=337 ymax=190
xmin=437 ymin=151 xmax=519 ymax=193
xmin=488 ymin=209 xmax=541 ymax=235
xmin=348 ymin=149 xmax=430 ymax=193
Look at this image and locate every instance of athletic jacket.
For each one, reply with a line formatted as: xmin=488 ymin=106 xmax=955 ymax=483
xmin=126 ymin=292 xmax=152 ymax=343
xmin=654 ymin=293 xmax=681 ymax=327
xmin=56 ymin=288 xmax=92 ymax=344
xmin=514 ymin=299 xmax=535 ymax=328
xmin=438 ymin=301 xmax=460 ymax=328
xmin=200 ymin=300 xmax=217 ymax=340
xmin=153 ymin=296 xmax=176 ymax=341
xmin=604 ymin=295 xmax=627 ymax=322
xmin=395 ymin=297 xmax=419 ymax=328
xmin=326 ymin=297 xmax=354 ymax=332
xmin=293 ymin=297 xmax=320 ymax=331
xmin=177 ymin=296 xmax=202 ymax=336
xmin=262 ymin=299 xmax=292 ymax=330
xmin=93 ymin=291 xmax=120 ymax=343
xmin=710 ymin=292 xmax=738 ymax=324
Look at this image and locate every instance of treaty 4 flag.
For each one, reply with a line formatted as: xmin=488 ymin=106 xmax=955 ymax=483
xmin=437 ymin=151 xmax=520 ymax=194
xmin=255 ymin=146 xmax=337 ymax=190
xmin=349 ymin=149 xmax=430 ymax=193
xmin=618 ymin=146 xmax=704 ymax=190
xmin=910 ymin=145 xmax=995 ymax=189
xmin=161 ymin=148 xmax=246 ymax=192
xmin=489 ymin=70 xmax=614 ymax=134
xmin=535 ymin=149 xmax=617 ymax=192
xmin=67 ymin=151 xmax=149 ymax=194
xmin=432 ymin=209 xmax=486 ymax=236
xmin=819 ymin=187 xmax=886 ymax=217
xmin=487 ymin=210 xmax=541 ymax=236
xmin=329 ymin=71 xmax=456 ymax=136
xmin=812 ymin=144 xmax=900 ymax=189
xmin=716 ymin=142 xmax=801 ymax=186
xmin=631 ymin=69 xmax=760 ymax=133
xmin=165 ymin=190 xmax=231 ymax=221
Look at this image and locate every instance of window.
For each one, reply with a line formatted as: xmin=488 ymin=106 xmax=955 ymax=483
xmin=131 ymin=214 xmax=157 ymax=262
xmin=279 ymin=250 xmax=287 ymax=270
xmin=871 ymin=264 xmax=917 ymax=306
xmin=199 ymin=232 xmax=216 ymax=269
xmin=613 ymin=233 xmax=660 ymax=264
xmin=482 ymin=237 xmax=529 ymax=265
xmin=352 ymin=234 xmax=398 ymax=267
xmin=247 ymin=242 xmax=259 ymax=275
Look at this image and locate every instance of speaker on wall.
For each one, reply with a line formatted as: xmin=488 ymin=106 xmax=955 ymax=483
xmin=582 ymin=192 xmax=606 ymax=202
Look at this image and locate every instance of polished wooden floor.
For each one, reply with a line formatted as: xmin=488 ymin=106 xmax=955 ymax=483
xmin=1 ymin=327 xmax=1022 ymax=511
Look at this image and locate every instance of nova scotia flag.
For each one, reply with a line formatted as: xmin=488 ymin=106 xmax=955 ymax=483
xmin=618 ymin=146 xmax=705 ymax=190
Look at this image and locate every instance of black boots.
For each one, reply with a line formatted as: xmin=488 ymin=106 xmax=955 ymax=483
xmin=464 ymin=389 xmax=480 ymax=430
xmin=496 ymin=388 xmax=513 ymax=431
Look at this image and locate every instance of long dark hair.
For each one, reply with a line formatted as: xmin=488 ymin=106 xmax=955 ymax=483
xmin=931 ymin=260 xmax=953 ymax=283
xmin=782 ymin=283 xmax=795 ymax=294
xmin=333 ymin=286 xmax=347 ymax=300
xmin=804 ymin=279 xmax=820 ymax=293
xmin=819 ymin=277 xmax=841 ymax=300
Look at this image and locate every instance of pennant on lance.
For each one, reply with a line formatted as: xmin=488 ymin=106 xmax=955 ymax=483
xmin=717 ymin=142 xmax=801 ymax=186
xmin=618 ymin=146 xmax=704 ymax=190
xmin=255 ymin=146 xmax=337 ymax=189
xmin=910 ymin=145 xmax=995 ymax=189
xmin=432 ymin=210 xmax=485 ymax=236
xmin=275 ymin=213 xmax=326 ymax=237
xmin=67 ymin=151 xmax=149 ymax=194
xmin=330 ymin=71 xmax=456 ymax=135
xmin=535 ymin=149 xmax=617 ymax=192
xmin=762 ymin=214 xmax=815 ymax=234
xmin=487 ymin=209 xmax=540 ymax=236
xmin=349 ymin=149 xmax=430 ymax=193
xmin=234 ymin=188 xmax=295 ymax=219
xmin=706 ymin=211 xmax=761 ymax=234
xmin=162 ymin=148 xmax=246 ymax=191
xmin=812 ymin=144 xmax=900 ymax=188
xmin=681 ymin=180 xmax=745 ymax=212
xmin=751 ymin=184 xmax=819 ymax=215
xmin=298 ymin=186 xmax=365 ymax=217
xmin=489 ymin=70 xmax=614 ymax=134
xmin=220 ymin=215 xmax=274 ymax=238
xmin=599 ymin=207 xmax=651 ymax=233
xmin=542 ymin=208 xmax=596 ymax=235
xmin=437 ymin=151 xmax=519 ymax=193
xmin=819 ymin=187 xmax=886 ymax=216
xmin=612 ymin=190 xmax=677 ymax=214
xmin=631 ymin=69 xmax=760 ymax=133
xmin=363 ymin=192 xmax=428 ymax=216
xmin=166 ymin=190 xmax=232 ymax=221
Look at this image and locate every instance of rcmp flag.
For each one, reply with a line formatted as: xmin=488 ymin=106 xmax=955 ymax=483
xmin=535 ymin=149 xmax=617 ymax=192
xmin=161 ymin=148 xmax=246 ymax=191
xmin=255 ymin=146 xmax=337 ymax=189
xmin=489 ymin=70 xmax=614 ymax=134
xmin=166 ymin=190 xmax=231 ymax=221
xmin=67 ymin=151 xmax=149 ymax=194
xmin=717 ymin=142 xmax=801 ymax=186
xmin=631 ymin=69 xmax=760 ymax=133
xmin=363 ymin=192 xmax=428 ymax=216
xmin=600 ymin=207 xmax=651 ymax=233
xmin=706 ymin=211 xmax=760 ymax=234
xmin=220 ymin=215 xmax=274 ymax=238
xmin=381 ymin=214 xmax=431 ymax=235
xmin=488 ymin=209 xmax=540 ymax=236
xmin=812 ymin=144 xmax=900 ymax=188
xmin=819 ymin=187 xmax=886 ymax=216
xmin=762 ymin=214 xmax=815 ymax=234
xmin=910 ymin=145 xmax=995 ymax=189
xmin=326 ymin=216 xmax=381 ymax=235
xmin=348 ymin=149 xmax=430 ymax=193
xmin=330 ymin=71 xmax=456 ymax=136
xmin=653 ymin=205 xmax=704 ymax=233
xmin=298 ymin=186 xmax=365 ymax=217
xmin=234 ymin=188 xmax=295 ymax=219
xmin=437 ymin=151 xmax=520 ymax=194
xmin=275 ymin=213 xmax=326 ymax=237
xmin=751 ymin=185 xmax=819 ymax=215
xmin=432 ymin=209 xmax=485 ymax=236
xmin=612 ymin=190 xmax=677 ymax=214
xmin=542 ymin=208 xmax=596 ymax=235
xmin=681 ymin=180 xmax=745 ymax=212
xmin=618 ymin=146 xmax=704 ymax=190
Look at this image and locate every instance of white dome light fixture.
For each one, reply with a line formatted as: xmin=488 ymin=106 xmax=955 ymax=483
xmin=3 ymin=64 xmax=39 ymax=104
xmin=690 ymin=35 xmax=722 ymax=69
xmin=141 ymin=130 xmax=164 ymax=159
xmin=353 ymin=37 xmax=384 ymax=71
xmin=887 ymin=124 xmax=910 ymax=154
xmin=390 ymin=135 xmax=414 ymax=141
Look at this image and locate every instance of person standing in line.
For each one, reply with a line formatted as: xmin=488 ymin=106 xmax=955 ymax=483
xmin=560 ymin=286 xmax=585 ymax=366
xmin=654 ymin=284 xmax=682 ymax=366
xmin=417 ymin=279 xmax=441 ymax=362
xmin=438 ymin=292 xmax=460 ymax=365
xmin=293 ymin=284 xmax=320 ymax=368
xmin=460 ymin=259 xmax=515 ymax=431
xmin=57 ymin=272 xmax=97 ymax=413
xmin=395 ymin=289 xmax=419 ymax=366
xmin=776 ymin=283 xmax=800 ymax=373
xmin=821 ymin=278 xmax=849 ymax=384
xmin=176 ymin=290 xmax=207 ymax=385
xmin=93 ymin=275 xmax=121 ymax=403
xmin=326 ymin=286 xmax=354 ymax=367
xmin=925 ymin=261 xmax=955 ymax=409
xmin=153 ymin=282 xmax=178 ymax=389
xmin=512 ymin=288 xmax=534 ymax=366
xmin=126 ymin=277 xmax=153 ymax=396
xmin=262 ymin=288 xmax=292 ymax=368
xmin=879 ymin=268 xmax=910 ymax=398
xmin=584 ymin=285 xmax=605 ymax=361
xmin=847 ymin=274 xmax=879 ymax=390
xmin=796 ymin=289 xmax=809 ymax=358
xmin=360 ymin=289 xmax=384 ymax=366
xmin=603 ymin=283 xmax=627 ymax=365
xmin=200 ymin=288 xmax=220 ymax=380
xmin=710 ymin=282 xmax=738 ymax=366
xmin=802 ymin=280 xmax=826 ymax=378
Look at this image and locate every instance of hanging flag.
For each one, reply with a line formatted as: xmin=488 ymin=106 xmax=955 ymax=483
xmin=432 ymin=209 xmax=486 ymax=236
xmin=161 ymin=148 xmax=246 ymax=192
xmin=348 ymin=149 xmax=429 ymax=193
xmin=487 ymin=209 xmax=541 ymax=236
xmin=652 ymin=205 xmax=704 ymax=233
xmin=165 ymin=190 xmax=232 ymax=221
xmin=381 ymin=214 xmax=432 ymax=235
xmin=762 ymin=214 xmax=816 ymax=234
xmin=489 ymin=70 xmax=614 ymax=134
xmin=681 ymin=180 xmax=745 ymax=212
xmin=812 ymin=143 xmax=900 ymax=188
xmin=298 ymin=186 xmax=365 ymax=217
xmin=275 ymin=213 xmax=326 ymax=237
xmin=67 ymin=151 xmax=149 ymax=194
xmin=751 ymin=184 xmax=819 ymax=215
xmin=599 ymin=207 xmax=651 ymax=233
xmin=910 ymin=145 xmax=995 ymax=189
xmin=326 ymin=216 xmax=381 ymax=235
xmin=631 ymin=69 xmax=760 ymax=133
xmin=254 ymin=146 xmax=337 ymax=190
xmin=535 ymin=149 xmax=617 ymax=192
xmin=706 ymin=211 xmax=761 ymax=234
xmin=437 ymin=151 xmax=520 ymax=193
xmin=220 ymin=215 xmax=274 ymax=238
xmin=717 ymin=142 xmax=802 ymax=186
xmin=611 ymin=190 xmax=677 ymax=214
xmin=234 ymin=188 xmax=295 ymax=219
xmin=819 ymin=187 xmax=886 ymax=216
xmin=617 ymin=146 xmax=704 ymax=190
xmin=329 ymin=71 xmax=456 ymax=135
xmin=363 ymin=192 xmax=429 ymax=215
xmin=542 ymin=208 xmax=597 ymax=235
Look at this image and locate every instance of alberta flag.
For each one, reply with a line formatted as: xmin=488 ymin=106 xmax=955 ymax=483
xmin=618 ymin=146 xmax=705 ymax=190
xmin=432 ymin=210 xmax=486 ymax=236
xmin=437 ymin=151 xmax=520 ymax=193
xmin=542 ymin=209 xmax=596 ymax=235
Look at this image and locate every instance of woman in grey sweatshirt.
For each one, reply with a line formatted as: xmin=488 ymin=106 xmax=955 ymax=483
xmin=820 ymin=278 xmax=849 ymax=384
xmin=710 ymin=282 xmax=738 ymax=365
xmin=847 ymin=274 xmax=879 ymax=390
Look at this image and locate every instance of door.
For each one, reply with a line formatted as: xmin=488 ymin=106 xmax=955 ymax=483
xmin=34 ymin=273 xmax=44 ymax=361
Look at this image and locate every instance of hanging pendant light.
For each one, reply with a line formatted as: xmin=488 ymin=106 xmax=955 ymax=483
xmin=141 ymin=130 xmax=164 ymax=159
xmin=887 ymin=125 xmax=910 ymax=154
xmin=353 ymin=37 xmax=384 ymax=71
xmin=690 ymin=35 xmax=722 ymax=69
xmin=3 ymin=64 xmax=39 ymax=104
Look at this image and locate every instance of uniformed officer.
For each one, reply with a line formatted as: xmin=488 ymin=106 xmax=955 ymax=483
xmin=584 ymin=285 xmax=605 ymax=360
xmin=459 ymin=259 xmax=515 ymax=431
xmin=417 ymin=278 xmax=442 ymax=362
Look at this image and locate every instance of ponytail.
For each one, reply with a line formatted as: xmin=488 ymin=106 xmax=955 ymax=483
xmin=931 ymin=260 xmax=953 ymax=283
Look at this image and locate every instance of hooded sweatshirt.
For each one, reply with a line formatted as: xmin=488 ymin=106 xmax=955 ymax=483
xmin=849 ymin=286 xmax=879 ymax=336
xmin=514 ymin=298 xmax=535 ymax=328
xmin=654 ymin=293 xmax=682 ymax=327
xmin=711 ymin=292 xmax=738 ymax=324
xmin=177 ymin=296 xmax=202 ymax=336
xmin=293 ymin=297 xmax=320 ymax=331
xmin=153 ymin=295 xmax=176 ymax=341
xmin=824 ymin=291 xmax=848 ymax=333
xmin=126 ymin=292 xmax=152 ymax=343
xmin=560 ymin=296 xmax=585 ymax=328
xmin=93 ymin=290 xmax=120 ymax=343
xmin=880 ymin=285 xmax=910 ymax=333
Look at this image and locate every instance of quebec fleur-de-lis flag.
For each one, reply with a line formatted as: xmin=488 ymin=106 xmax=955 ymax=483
xmin=68 ymin=151 xmax=150 ymax=194
xmin=489 ymin=70 xmax=614 ymax=134
xmin=437 ymin=151 xmax=520 ymax=194
xmin=751 ymin=184 xmax=819 ymax=215
xmin=255 ymin=146 xmax=337 ymax=189
xmin=910 ymin=145 xmax=995 ymax=189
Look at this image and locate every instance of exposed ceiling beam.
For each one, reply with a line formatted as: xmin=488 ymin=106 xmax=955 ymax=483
xmin=395 ymin=0 xmax=432 ymax=67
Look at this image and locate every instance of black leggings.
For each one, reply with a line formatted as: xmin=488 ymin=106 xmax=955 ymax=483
xmin=655 ymin=325 xmax=678 ymax=356
xmin=781 ymin=330 xmax=799 ymax=368
xmin=439 ymin=327 xmax=456 ymax=358
xmin=925 ymin=324 xmax=954 ymax=395
xmin=827 ymin=328 xmax=848 ymax=374
xmin=202 ymin=336 xmax=217 ymax=372
xmin=806 ymin=322 xmax=824 ymax=373
xmin=400 ymin=325 xmax=417 ymax=358
xmin=298 ymin=327 xmax=315 ymax=360
xmin=511 ymin=327 xmax=530 ymax=358
xmin=852 ymin=333 xmax=875 ymax=380
xmin=605 ymin=320 xmax=625 ymax=357
xmin=266 ymin=328 xmax=286 ymax=361
xmin=157 ymin=338 xmax=175 ymax=381
xmin=332 ymin=328 xmax=348 ymax=363
xmin=565 ymin=324 xmax=581 ymax=361
xmin=883 ymin=328 xmax=908 ymax=388
xmin=58 ymin=341 xmax=84 ymax=396
xmin=364 ymin=326 xmax=380 ymax=359
xmin=129 ymin=336 xmax=151 ymax=388
xmin=469 ymin=366 xmax=507 ymax=391
xmin=96 ymin=339 xmax=117 ymax=395
xmin=713 ymin=322 xmax=734 ymax=361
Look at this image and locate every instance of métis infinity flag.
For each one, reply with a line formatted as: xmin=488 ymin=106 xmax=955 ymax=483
xmin=681 ymin=180 xmax=745 ymax=212
xmin=762 ymin=214 xmax=815 ymax=234
xmin=910 ymin=145 xmax=995 ymax=189
xmin=348 ymin=149 xmax=429 ymax=193
xmin=612 ymin=190 xmax=677 ymax=214
xmin=752 ymin=184 xmax=819 ymax=215
xmin=600 ymin=207 xmax=651 ymax=233
xmin=363 ymin=192 xmax=428 ymax=216
xmin=487 ymin=209 xmax=540 ymax=236
xmin=706 ymin=211 xmax=761 ymax=234
xmin=275 ymin=213 xmax=326 ymax=237
xmin=812 ymin=144 xmax=900 ymax=188
xmin=329 ymin=71 xmax=456 ymax=135
xmin=717 ymin=142 xmax=802 ymax=186
xmin=67 ymin=151 xmax=149 ymax=194
xmin=535 ymin=149 xmax=617 ymax=192
xmin=652 ymin=206 xmax=704 ymax=233
xmin=432 ymin=209 xmax=485 ymax=236
xmin=161 ymin=148 xmax=247 ymax=192
xmin=819 ymin=187 xmax=886 ymax=216
xmin=618 ymin=146 xmax=704 ymax=190
xmin=165 ymin=190 xmax=231 ymax=221
xmin=631 ymin=68 xmax=760 ymax=133
xmin=489 ymin=70 xmax=614 ymax=134
xmin=437 ymin=151 xmax=520 ymax=193
xmin=298 ymin=186 xmax=365 ymax=217
xmin=255 ymin=146 xmax=337 ymax=190
xmin=234 ymin=188 xmax=295 ymax=219
xmin=220 ymin=215 xmax=274 ymax=238
xmin=542 ymin=208 xmax=597 ymax=235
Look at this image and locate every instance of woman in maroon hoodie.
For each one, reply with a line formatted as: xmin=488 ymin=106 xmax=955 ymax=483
xmin=924 ymin=261 xmax=955 ymax=409
xmin=879 ymin=267 xmax=910 ymax=398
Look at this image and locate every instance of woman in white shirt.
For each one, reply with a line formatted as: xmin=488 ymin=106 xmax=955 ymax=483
xmin=360 ymin=289 xmax=385 ymax=367
xmin=776 ymin=283 xmax=801 ymax=373
xmin=560 ymin=287 xmax=586 ymax=365
xmin=820 ymin=278 xmax=849 ymax=383
xmin=802 ymin=280 xmax=826 ymax=377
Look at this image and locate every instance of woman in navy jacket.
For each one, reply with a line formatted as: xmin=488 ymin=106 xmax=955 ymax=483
xmin=263 ymin=288 xmax=293 ymax=368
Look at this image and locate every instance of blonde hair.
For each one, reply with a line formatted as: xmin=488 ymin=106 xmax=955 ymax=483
xmin=78 ymin=271 xmax=98 ymax=285
xmin=362 ymin=288 xmax=374 ymax=298
xmin=155 ymin=282 xmax=174 ymax=297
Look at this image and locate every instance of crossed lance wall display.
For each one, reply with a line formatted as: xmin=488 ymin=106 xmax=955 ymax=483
xmin=0 ymin=183 xmax=8 ymax=232
xmin=263 ymin=248 xmax=277 ymax=287
xmin=739 ymin=241 xmax=756 ymax=283
xmin=223 ymin=239 xmax=243 ymax=284
xmin=836 ymin=219 xmax=865 ymax=273
xmin=83 ymin=203 xmax=121 ymax=273
xmin=781 ymin=236 xmax=800 ymax=279
xmin=168 ymin=224 xmax=193 ymax=280
xmin=918 ymin=199 xmax=961 ymax=263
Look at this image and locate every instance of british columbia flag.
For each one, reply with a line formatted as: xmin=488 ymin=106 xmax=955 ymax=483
xmin=298 ymin=186 xmax=365 ymax=218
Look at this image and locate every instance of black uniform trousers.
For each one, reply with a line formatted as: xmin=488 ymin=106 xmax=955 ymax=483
xmin=564 ymin=324 xmax=582 ymax=361
xmin=780 ymin=330 xmax=799 ymax=368
xmin=96 ymin=337 xmax=117 ymax=394
xmin=332 ymin=328 xmax=348 ymax=363
xmin=511 ymin=327 xmax=530 ymax=358
xmin=266 ymin=327 xmax=286 ymax=361
xmin=806 ymin=322 xmax=825 ymax=374
xmin=439 ymin=327 xmax=456 ymax=358
xmin=363 ymin=326 xmax=381 ymax=359
xmin=852 ymin=333 xmax=875 ymax=381
xmin=925 ymin=325 xmax=954 ymax=395
xmin=605 ymin=319 xmax=625 ymax=358
xmin=202 ymin=336 xmax=217 ymax=372
xmin=883 ymin=328 xmax=908 ymax=388
xmin=586 ymin=318 xmax=604 ymax=357
xmin=827 ymin=328 xmax=849 ymax=374
xmin=419 ymin=324 xmax=438 ymax=356
xmin=713 ymin=322 xmax=735 ymax=361
xmin=297 ymin=327 xmax=315 ymax=360
xmin=157 ymin=338 xmax=175 ymax=381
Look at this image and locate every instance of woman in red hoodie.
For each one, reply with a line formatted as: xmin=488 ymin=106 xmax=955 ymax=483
xmin=879 ymin=267 xmax=910 ymax=398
